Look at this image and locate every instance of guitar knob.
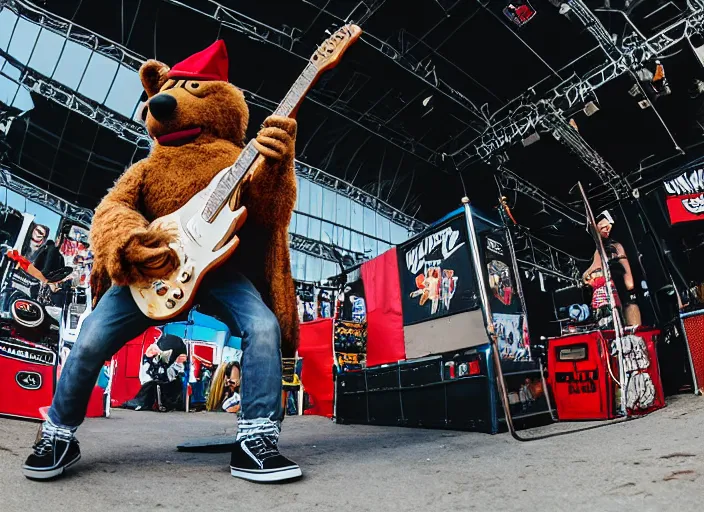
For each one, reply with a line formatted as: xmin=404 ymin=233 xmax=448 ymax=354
xmin=178 ymin=269 xmax=192 ymax=283
xmin=172 ymin=288 xmax=184 ymax=300
xmin=165 ymin=299 xmax=176 ymax=309
xmin=154 ymin=281 xmax=168 ymax=296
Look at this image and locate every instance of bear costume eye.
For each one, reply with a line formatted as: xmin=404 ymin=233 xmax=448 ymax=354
xmin=184 ymin=80 xmax=207 ymax=97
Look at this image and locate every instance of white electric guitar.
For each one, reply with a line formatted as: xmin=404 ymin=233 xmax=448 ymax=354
xmin=130 ymin=24 xmax=362 ymax=320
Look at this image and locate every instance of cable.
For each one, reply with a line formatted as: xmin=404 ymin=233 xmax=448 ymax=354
xmin=71 ymin=0 xmax=84 ymax=21
xmin=601 ymin=335 xmax=622 ymax=387
xmin=126 ymin=0 xmax=142 ymax=46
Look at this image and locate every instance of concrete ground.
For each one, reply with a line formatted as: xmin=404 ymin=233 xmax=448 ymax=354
xmin=1 ymin=395 xmax=704 ymax=512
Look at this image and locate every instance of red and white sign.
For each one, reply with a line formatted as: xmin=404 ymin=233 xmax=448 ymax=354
xmin=664 ymin=168 xmax=704 ymax=224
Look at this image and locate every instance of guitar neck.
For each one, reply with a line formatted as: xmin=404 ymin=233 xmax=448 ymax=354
xmin=201 ymin=62 xmax=320 ymax=222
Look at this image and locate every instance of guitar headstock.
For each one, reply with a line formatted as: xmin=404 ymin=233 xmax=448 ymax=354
xmin=310 ymin=24 xmax=362 ymax=72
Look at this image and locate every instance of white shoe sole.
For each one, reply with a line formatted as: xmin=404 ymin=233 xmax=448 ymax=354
xmin=23 ymin=453 xmax=81 ymax=480
xmin=230 ymin=465 xmax=302 ymax=482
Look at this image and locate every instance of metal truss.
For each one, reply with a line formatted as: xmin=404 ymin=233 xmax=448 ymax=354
xmin=0 ymin=50 xmax=152 ymax=147
xmin=550 ymin=1 xmax=704 ymax=115
xmin=543 ymin=112 xmax=629 ymax=198
xmin=0 ymin=164 xmax=93 ymax=226
xmin=496 ymin=165 xmax=585 ymax=225
xmin=472 ymin=102 xmax=550 ymax=163
xmin=159 ymin=0 xmax=442 ymax=166
xmin=300 ymin=0 xmax=491 ymax=131
xmin=295 ymin=160 xmax=427 ymax=233
xmin=0 ymin=0 xmax=424 ymax=230
xmin=4 ymin=0 xmax=145 ymax=69
xmin=512 ymin=226 xmax=584 ymax=285
xmin=162 ymin=0 xmax=300 ymax=53
xmin=4 ymin=0 xmax=442 ymax=167
xmin=289 ymin=232 xmax=366 ymax=265
xmin=3 ymin=69 xmax=420 ymax=232
xmin=1 ymin=1 xmax=151 ymax=146
xmin=453 ymin=0 xmax=704 ymax=195
xmin=565 ymin=0 xmax=622 ymax=60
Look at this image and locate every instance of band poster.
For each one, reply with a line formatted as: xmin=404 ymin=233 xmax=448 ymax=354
xmin=396 ymin=212 xmax=479 ymax=326
xmin=480 ymin=228 xmax=531 ymax=363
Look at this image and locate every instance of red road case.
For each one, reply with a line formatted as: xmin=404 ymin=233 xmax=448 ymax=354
xmin=548 ymin=331 xmax=617 ymax=421
xmin=548 ymin=328 xmax=665 ymax=420
xmin=681 ymin=310 xmax=704 ymax=394
xmin=0 ymin=337 xmax=56 ymax=420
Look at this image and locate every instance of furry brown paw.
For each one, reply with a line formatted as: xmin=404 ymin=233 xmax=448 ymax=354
xmin=254 ymin=115 xmax=296 ymax=162
xmin=123 ymin=228 xmax=179 ymax=280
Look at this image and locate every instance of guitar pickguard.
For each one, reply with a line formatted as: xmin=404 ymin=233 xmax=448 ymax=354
xmin=184 ymin=216 xmax=205 ymax=246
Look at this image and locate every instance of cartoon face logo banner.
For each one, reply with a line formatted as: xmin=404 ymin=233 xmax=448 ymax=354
xmin=396 ymin=213 xmax=479 ymax=326
xmin=664 ymin=168 xmax=704 ymax=224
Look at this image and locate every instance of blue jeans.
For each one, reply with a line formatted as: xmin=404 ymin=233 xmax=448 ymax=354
xmin=48 ymin=269 xmax=283 ymax=433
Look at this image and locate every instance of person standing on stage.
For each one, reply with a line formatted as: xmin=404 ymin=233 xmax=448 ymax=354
xmin=583 ymin=210 xmax=642 ymax=327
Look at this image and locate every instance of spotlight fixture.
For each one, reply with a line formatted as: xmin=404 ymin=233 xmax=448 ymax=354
xmin=503 ymin=2 xmax=537 ymax=27
xmin=583 ymin=101 xmax=599 ymax=116
xmin=521 ymin=132 xmax=540 ymax=146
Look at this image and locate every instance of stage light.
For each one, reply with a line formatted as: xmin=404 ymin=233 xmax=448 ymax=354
xmin=503 ymin=2 xmax=537 ymax=27
xmin=651 ymin=60 xmax=671 ymax=98
xmin=522 ymin=132 xmax=540 ymax=146
xmin=422 ymin=95 xmax=433 ymax=107
xmin=583 ymin=101 xmax=599 ymax=116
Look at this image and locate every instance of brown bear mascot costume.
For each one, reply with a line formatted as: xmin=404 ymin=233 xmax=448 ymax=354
xmin=23 ymin=41 xmax=302 ymax=483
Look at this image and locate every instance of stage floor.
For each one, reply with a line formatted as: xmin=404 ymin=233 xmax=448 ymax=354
xmin=2 ymin=395 xmax=704 ymax=511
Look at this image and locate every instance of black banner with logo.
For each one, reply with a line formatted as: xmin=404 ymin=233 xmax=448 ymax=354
xmin=397 ymin=212 xmax=479 ymax=326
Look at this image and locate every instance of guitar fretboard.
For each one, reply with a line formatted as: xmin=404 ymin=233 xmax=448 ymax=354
xmin=201 ymin=62 xmax=319 ymax=221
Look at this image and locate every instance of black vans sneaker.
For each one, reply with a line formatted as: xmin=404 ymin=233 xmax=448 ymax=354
xmin=230 ymin=435 xmax=301 ymax=482
xmin=22 ymin=429 xmax=81 ymax=480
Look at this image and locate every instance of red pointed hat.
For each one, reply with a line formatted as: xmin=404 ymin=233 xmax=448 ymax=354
xmin=167 ymin=40 xmax=229 ymax=81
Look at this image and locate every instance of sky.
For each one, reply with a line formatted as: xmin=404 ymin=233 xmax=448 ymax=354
xmin=1 ymin=187 xmax=61 ymax=239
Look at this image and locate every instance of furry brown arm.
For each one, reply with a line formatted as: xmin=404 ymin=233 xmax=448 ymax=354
xmin=265 ymin=227 xmax=300 ymax=357
xmin=241 ymin=115 xmax=297 ymax=230
xmin=90 ymin=161 xmax=178 ymax=287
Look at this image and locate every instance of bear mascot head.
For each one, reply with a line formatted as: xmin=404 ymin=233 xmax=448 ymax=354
xmin=139 ymin=40 xmax=248 ymax=149
xmin=89 ymin=41 xmax=299 ymax=356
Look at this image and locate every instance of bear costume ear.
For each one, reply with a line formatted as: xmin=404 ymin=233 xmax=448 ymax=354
xmin=140 ymin=60 xmax=171 ymax=98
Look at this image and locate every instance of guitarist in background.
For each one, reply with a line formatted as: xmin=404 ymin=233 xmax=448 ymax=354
xmin=23 ymin=41 xmax=302 ymax=483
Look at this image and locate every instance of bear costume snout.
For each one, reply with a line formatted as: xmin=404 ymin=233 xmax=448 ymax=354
xmin=142 ymin=77 xmax=249 ymax=148
xmin=148 ymin=93 xmax=177 ymax=122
